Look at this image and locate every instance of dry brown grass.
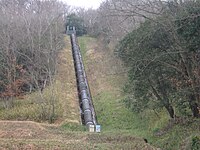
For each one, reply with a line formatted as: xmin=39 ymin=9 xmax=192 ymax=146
xmin=0 ymin=120 xmax=157 ymax=150
xmin=79 ymin=37 xmax=126 ymax=96
xmin=56 ymin=36 xmax=80 ymax=124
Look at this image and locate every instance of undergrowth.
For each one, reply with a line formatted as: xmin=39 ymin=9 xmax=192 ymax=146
xmin=0 ymin=82 xmax=63 ymax=122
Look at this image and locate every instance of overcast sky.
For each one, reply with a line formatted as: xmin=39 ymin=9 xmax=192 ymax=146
xmin=61 ymin=0 xmax=103 ymax=9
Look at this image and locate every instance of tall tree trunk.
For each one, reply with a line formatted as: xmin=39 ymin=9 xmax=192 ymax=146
xmin=164 ymin=104 xmax=175 ymax=118
xmin=149 ymin=79 xmax=175 ymax=118
xmin=189 ymin=94 xmax=200 ymax=118
xmin=158 ymin=71 xmax=175 ymax=118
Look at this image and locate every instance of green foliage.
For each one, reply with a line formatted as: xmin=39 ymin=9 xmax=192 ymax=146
xmin=61 ymin=122 xmax=86 ymax=131
xmin=176 ymin=2 xmax=200 ymax=52
xmin=191 ymin=136 xmax=200 ymax=150
xmin=116 ymin=0 xmax=200 ymax=119
xmin=116 ymin=20 xmax=176 ymax=118
xmin=66 ymin=13 xmax=87 ymax=36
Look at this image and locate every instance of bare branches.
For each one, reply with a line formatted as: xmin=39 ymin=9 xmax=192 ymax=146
xmin=0 ymin=0 xmax=67 ymax=117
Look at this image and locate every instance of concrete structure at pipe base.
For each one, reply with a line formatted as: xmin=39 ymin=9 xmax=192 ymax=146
xmin=66 ymin=26 xmax=76 ymax=35
xmin=96 ymin=125 xmax=101 ymax=133
xmin=88 ymin=125 xmax=95 ymax=132
xmin=88 ymin=124 xmax=101 ymax=133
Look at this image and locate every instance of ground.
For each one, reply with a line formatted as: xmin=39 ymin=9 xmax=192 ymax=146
xmin=0 ymin=121 xmax=155 ymax=149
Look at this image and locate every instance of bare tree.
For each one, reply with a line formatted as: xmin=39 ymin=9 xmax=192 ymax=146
xmin=0 ymin=0 xmax=68 ymax=122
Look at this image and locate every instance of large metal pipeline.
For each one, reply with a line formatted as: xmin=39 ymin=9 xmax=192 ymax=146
xmin=70 ymin=33 xmax=97 ymax=127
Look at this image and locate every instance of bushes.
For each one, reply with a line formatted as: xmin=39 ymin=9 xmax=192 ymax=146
xmin=191 ymin=136 xmax=200 ymax=150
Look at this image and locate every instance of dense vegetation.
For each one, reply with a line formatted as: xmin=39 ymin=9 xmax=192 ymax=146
xmin=116 ymin=0 xmax=200 ymax=119
xmin=0 ymin=0 xmax=66 ymax=122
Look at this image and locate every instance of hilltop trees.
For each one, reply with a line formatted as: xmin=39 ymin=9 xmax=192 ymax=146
xmin=66 ymin=13 xmax=87 ymax=36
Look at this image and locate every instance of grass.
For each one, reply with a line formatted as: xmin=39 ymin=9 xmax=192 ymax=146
xmin=78 ymin=36 xmax=149 ymax=134
xmin=78 ymin=35 xmax=97 ymax=63
xmin=0 ymin=98 xmax=42 ymax=121
xmin=61 ymin=122 xmax=87 ymax=131
xmin=0 ymin=86 xmax=65 ymax=122
xmin=0 ymin=132 xmax=156 ymax=150
xmin=78 ymin=36 xmax=200 ymax=150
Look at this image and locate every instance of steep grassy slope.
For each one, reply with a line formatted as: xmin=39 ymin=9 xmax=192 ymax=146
xmin=78 ymin=36 xmax=147 ymax=134
xmin=78 ymin=36 xmax=200 ymax=150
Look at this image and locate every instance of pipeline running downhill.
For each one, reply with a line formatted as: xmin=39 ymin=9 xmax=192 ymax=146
xmin=67 ymin=27 xmax=97 ymax=127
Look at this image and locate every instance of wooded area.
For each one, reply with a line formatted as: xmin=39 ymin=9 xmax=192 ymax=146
xmin=69 ymin=0 xmax=200 ymax=119
xmin=0 ymin=0 xmax=68 ymax=122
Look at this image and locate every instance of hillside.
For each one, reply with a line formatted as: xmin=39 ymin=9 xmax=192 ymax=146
xmin=78 ymin=36 xmax=200 ymax=150
xmin=0 ymin=36 xmax=157 ymax=150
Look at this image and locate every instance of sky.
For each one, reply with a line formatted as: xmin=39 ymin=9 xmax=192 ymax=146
xmin=61 ymin=0 xmax=103 ymax=9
